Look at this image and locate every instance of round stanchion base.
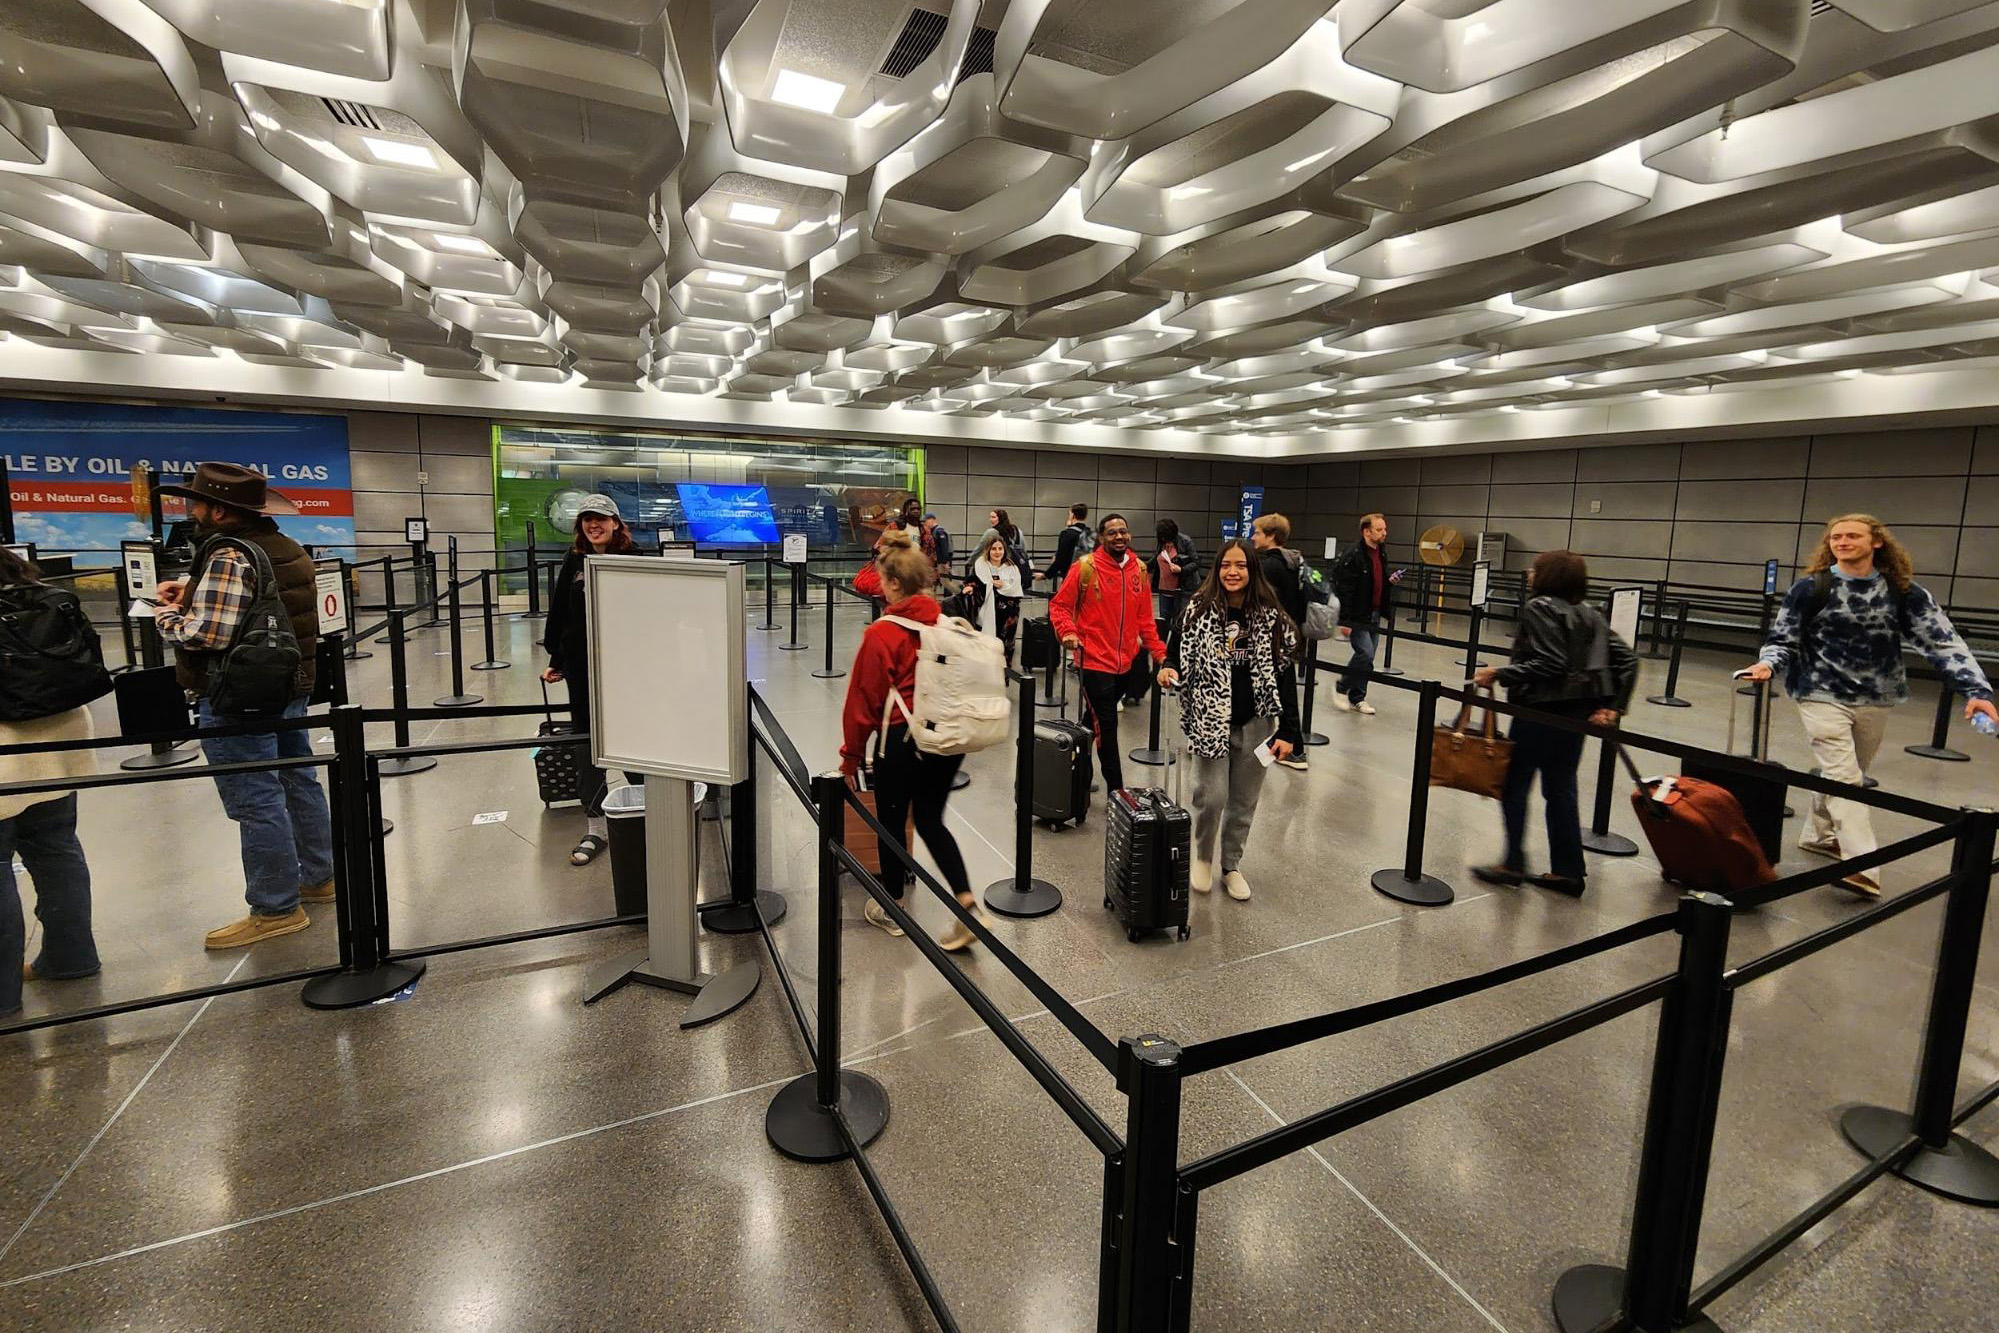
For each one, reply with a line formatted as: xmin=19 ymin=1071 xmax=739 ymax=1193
xmin=1129 ymin=746 xmax=1170 ymax=766
xmin=1551 ymin=1264 xmax=1723 ymax=1333
xmin=434 ymin=693 xmax=482 ymax=707
xmin=755 ymin=621 xmax=781 ymax=632
xmin=1841 ymin=1105 xmax=1999 ymax=1205
xmin=951 ymin=770 xmax=970 ymax=791
xmin=1303 ymin=730 xmax=1330 ymax=747
xmin=810 ymin=667 xmax=847 ymax=680
xmin=1905 ymin=744 xmax=1971 ymax=763
xmin=1646 ymin=694 xmax=1693 ymax=708
xmin=378 ymin=756 xmax=438 ymax=778
xmin=1811 ymin=766 xmax=1879 ymax=788
xmin=1375 ymin=666 xmax=1406 ymax=678
xmin=515 ymin=611 xmax=546 ymax=622
xmin=301 ymin=958 xmax=425 ymax=1011
xmin=120 ymin=746 xmax=199 ymax=772
xmin=766 ymin=1070 xmax=889 ymax=1163
xmin=701 ymin=890 xmax=788 ymax=935
xmin=778 ymin=642 xmax=810 ymax=652
xmin=984 ymin=877 xmax=1063 ymax=918
xmin=1582 ymin=830 xmax=1640 ymax=857
xmin=1370 ymin=868 xmax=1454 ymax=906
xmin=471 ymin=660 xmax=511 ymax=672
xmin=1036 ymin=693 xmax=1063 ymax=709
xmin=347 ymin=649 xmax=374 ymax=662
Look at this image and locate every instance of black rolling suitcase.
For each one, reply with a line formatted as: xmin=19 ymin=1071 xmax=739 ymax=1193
xmin=1033 ymin=662 xmax=1091 ymax=827
xmin=1022 ymin=616 xmax=1059 ymax=670
xmin=1680 ymin=675 xmax=1786 ymax=863
xmin=533 ymin=680 xmax=582 ymax=806
xmin=1104 ymin=700 xmax=1191 ymax=942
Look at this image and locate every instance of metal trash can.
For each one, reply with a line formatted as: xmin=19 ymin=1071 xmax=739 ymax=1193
xmin=602 ymin=781 xmax=707 ymax=917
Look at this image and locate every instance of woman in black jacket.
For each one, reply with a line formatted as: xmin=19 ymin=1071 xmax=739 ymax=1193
xmin=540 ymin=494 xmax=635 ymax=865
xmin=1471 ymin=549 xmax=1638 ymax=896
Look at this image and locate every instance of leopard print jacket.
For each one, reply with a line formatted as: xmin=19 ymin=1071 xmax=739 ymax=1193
xmin=1175 ymin=602 xmax=1297 ymax=760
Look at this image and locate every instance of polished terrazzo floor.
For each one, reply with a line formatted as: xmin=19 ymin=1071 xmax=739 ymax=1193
xmin=1 ymin=597 xmax=1994 ymax=1332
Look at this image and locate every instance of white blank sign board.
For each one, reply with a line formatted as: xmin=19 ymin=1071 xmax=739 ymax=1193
xmin=586 ymin=556 xmax=747 ymax=784
xmin=1609 ymin=587 xmax=1642 ymax=646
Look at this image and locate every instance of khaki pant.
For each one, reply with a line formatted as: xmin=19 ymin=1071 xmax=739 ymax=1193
xmin=1795 ymin=701 xmax=1890 ymax=858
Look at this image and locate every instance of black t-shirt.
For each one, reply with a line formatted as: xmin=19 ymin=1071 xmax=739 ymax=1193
xmin=1223 ymin=606 xmax=1255 ymax=728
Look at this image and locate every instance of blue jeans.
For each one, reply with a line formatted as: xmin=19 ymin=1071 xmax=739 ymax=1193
xmin=1499 ymin=713 xmax=1587 ymax=881
xmin=1 ymin=794 xmax=97 ymax=1014
xmin=1340 ymin=624 xmax=1378 ymax=702
xmin=199 ymin=698 xmax=333 ymax=916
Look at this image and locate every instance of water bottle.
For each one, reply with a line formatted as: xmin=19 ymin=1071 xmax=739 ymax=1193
xmin=1973 ymin=712 xmax=1997 ymax=737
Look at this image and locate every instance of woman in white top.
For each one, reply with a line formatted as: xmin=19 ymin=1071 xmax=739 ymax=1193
xmin=968 ymin=534 xmax=1024 ymax=667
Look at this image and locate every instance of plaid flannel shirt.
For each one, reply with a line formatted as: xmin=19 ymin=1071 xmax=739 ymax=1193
xmin=155 ymin=545 xmax=254 ymax=651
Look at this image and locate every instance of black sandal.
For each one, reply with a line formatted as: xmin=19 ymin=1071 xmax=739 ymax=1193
xmin=570 ymin=835 xmax=607 ymax=866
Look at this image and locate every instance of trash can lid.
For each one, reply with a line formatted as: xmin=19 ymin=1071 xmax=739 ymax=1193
xmin=602 ymin=784 xmax=645 ymax=816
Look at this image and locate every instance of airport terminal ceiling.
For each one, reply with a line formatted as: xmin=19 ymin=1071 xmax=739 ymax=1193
xmin=10 ymin=2 xmax=1999 ymax=459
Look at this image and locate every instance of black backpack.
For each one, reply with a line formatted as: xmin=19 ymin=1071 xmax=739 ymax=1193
xmin=0 ymin=583 xmax=113 ymax=722
xmin=194 ymin=536 xmax=301 ymax=718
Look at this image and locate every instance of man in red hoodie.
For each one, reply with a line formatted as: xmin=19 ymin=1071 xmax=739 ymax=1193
xmin=1050 ymin=513 xmax=1167 ymax=793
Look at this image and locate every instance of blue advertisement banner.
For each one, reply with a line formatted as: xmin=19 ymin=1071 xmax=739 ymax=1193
xmin=1239 ymin=485 xmax=1265 ymax=532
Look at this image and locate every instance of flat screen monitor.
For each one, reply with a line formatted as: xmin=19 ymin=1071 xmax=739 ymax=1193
xmin=674 ymin=483 xmax=779 ymax=544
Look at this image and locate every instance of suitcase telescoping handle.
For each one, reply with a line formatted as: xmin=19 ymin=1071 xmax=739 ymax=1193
xmin=540 ymin=676 xmax=557 ymax=729
xmin=1614 ymin=736 xmax=1675 ymax=819
xmin=1162 ymin=683 xmax=1186 ymax=806
xmin=1727 ymin=669 xmax=1774 ymax=761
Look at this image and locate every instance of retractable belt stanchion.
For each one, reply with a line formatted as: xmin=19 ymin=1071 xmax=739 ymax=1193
xmin=422 ymin=549 xmax=444 ymax=628
xmin=1300 ymin=652 xmax=1329 ymax=747
xmin=1739 ymin=592 xmax=1774 ymax=696
xmin=987 ymin=670 xmax=1064 ymax=917
xmin=1646 ymin=579 xmax=1670 ymax=659
xmin=344 ymin=562 xmax=371 ymax=662
xmin=778 ymin=560 xmax=808 ymax=651
xmin=1646 ymin=602 xmax=1692 ymax=708
xmin=302 ymin=704 xmax=426 ymax=1009
xmin=471 ymin=567 xmax=509 ymax=671
xmin=766 ymin=773 xmax=891 ymax=1160
xmin=1581 ymin=728 xmax=1639 ymax=856
xmin=519 ymin=520 xmax=545 ymax=621
xmin=1376 ymin=585 xmax=1405 ymax=677
xmin=811 ymin=574 xmax=845 ymax=680
xmin=1130 ymin=672 xmax=1169 ymax=766
xmin=701 ymin=696 xmax=787 ymax=934
xmin=1905 ymin=686 xmax=1970 ymax=762
xmin=756 ymin=556 xmax=779 ymax=631
xmin=1458 ymin=602 xmax=1484 ymax=677
xmin=434 ymin=542 xmax=482 ymax=707
xmin=1106 ymin=1035 xmax=1193 ymax=1333
xmin=119 ymin=616 xmax=200 ymax=771
xmin=1369 ymin=676 xmax=1454 ymax=906
xmin=379 ymin=610 xmax=437 ymax=778
xmin=1841 ymin=807 xmax=1999 ymax=1204
xmin=1555 ymin=892 xmax=1734 ymax=1333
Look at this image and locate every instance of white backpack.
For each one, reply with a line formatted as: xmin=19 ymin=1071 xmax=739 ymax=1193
xmin=879 ymin=614 xmax=1010 ymax=756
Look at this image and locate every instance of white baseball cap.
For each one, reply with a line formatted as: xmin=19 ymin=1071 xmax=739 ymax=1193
xmin=576 ymin=493 xmax=621 ymax=521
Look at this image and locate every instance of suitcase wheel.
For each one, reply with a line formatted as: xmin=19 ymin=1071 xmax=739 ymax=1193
xmin=1178 ymin=927 xmax=1189 ymax=941
xmin=1102 ymin=896 xmax=1111 ymax=910
xmin=1127 ymin=928 xmax=1140 ymax=942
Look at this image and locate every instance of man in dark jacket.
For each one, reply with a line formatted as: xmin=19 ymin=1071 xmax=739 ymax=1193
xmin=1249 ymin=514 xmax=1311 ymax=769
xmin=1038 ymin=503 xmax=1091 ymax=587
xmin=1329 ymin=513 xmax=1394 ymax=716
xmin=152 ymin=462 xmax=331 ymax=951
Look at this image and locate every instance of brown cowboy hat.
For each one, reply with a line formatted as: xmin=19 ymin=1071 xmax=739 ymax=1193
xmin=156 ymin=461 xmax=299 ymax=516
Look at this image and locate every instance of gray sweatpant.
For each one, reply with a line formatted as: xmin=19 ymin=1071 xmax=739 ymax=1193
xmin=1189 ymin=721 xmax=1275 ymax=874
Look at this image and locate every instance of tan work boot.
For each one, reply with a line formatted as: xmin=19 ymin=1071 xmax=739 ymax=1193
xmin=205 ymin=908 xmax=310 ymax=951
xmin=299 ymin=879 xmax=336 ymax=903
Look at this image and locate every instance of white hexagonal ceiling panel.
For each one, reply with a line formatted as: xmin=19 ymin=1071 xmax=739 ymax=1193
xmin=7 ymin=0 xmax=1999 ymax=454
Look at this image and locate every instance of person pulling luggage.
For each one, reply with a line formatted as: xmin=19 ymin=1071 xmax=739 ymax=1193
xmin=1048 ymin=513 xmax=1167 ymax=795
xmin=838 ymin=531 xmax=995 ymax=951
xmin=541 ymin=494 xmax=636 ymax=866
xmin=1742 ymin=513 xmax=1995 ymax=898
xmin=1156 ymin=540 xmax=1302 ymax=902
xmin=1470 ymin=550 xmax=1638 ymax=897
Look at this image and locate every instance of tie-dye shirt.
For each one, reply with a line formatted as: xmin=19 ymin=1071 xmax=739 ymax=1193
xmin=1759 ymin=570 xmax=1992 ymax=706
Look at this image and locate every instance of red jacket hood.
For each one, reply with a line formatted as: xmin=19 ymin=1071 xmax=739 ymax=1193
xmin=880 ymin=595 xmax=940 ymax=624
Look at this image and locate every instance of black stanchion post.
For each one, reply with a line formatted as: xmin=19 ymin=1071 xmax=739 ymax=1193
xmin=1130 ymin=671 xmax=1169 ymax=766
xmin=303 ymin=704 xmax=426 ymax=1009
xmin=1581 ymin=727 xmax=1638 ymax=856
xmin=1457 ymin=604 xmax=1484 ymax=677
xmin=379 ymin=610 xmax=437 ymax=777
xmin=1369 ymin=678 xmax=1453 ymax=906
xmin=704 ymin=693 xmax=788 ymax=934
xmin=1105 ymin=1035 xmax=1194 ymax=1333
xmin=471 ymin=567 xmax=509 ymax=671
xmin=381 ymin=554 xmax=399 ymax=625
xmin=1301 ymin=652 xmax=1329 ymax=747
xmin=811 ymin=575 xmax=845 ymax=679
xmin=1646 ymin=579 xmax=1669 ymax=659
xmin=1554 ymin=892 xmax=1734 ymax=1333
xmin=1905 ymin=686 xmax=1970 ymax=762
xmin=1376 ymin=583 xmax=1405 ymax=678
xmin=1417 ymin=566 xmax=1433 ymax=635
xmin=1646 ymin=601 xmax=1693 ymax=708
xmin=435 ymin=551 xmax=482 ymax=706
xmin=756 ymin=556 xmax=779 ymax=631
xmin=766 ymin=773 xmax=890 ymax=1160
xmin=988 ymin=670 xmax=1064 ymax=917
xmin=421 ymin=549 xmax=443 ymax=628
xmin=779 ymin=560 xmax=808 ymax=652
xmin=1840 ymin=807 xmax=1999 ymax=1203
xmin=343 ymin=563 xmax=371 ymax=662
xmin=520 ymin=520 xmax=544 ymax=621
xmin=1737 ymin=593 xmax=1774 ymax=697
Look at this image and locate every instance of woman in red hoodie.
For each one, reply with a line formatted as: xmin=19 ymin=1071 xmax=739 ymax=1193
xmin=839 ymin=530 xmax=992 ymax=951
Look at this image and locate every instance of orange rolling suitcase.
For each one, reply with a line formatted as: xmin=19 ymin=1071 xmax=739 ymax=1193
xmin=1619 ymin=745 xmax=1776 ymax=895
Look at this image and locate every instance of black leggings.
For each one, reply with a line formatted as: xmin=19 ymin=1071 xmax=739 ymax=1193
xmin=566 ymin=670 xmax=628 ymax=820
xmin=871 ymin=726 xmax=969 ymax=902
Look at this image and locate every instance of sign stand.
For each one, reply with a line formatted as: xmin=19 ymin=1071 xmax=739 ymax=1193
xmin=578 ymin=557 xmax=759 ymax=1028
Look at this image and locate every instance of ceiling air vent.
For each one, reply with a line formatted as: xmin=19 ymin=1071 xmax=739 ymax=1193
xmin=880 ymin=8 xmax=951 ymax=78
xmin=957 ymin=25 xmax=998 ymax=84
xmin=320 ymin=98 xmax=383 ymax=131
xmin=1809 ymin=0 xmax=1834 ymax=13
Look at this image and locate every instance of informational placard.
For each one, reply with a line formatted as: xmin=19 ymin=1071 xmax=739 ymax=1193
xmin=314 ymin=560 xmax=347 ymax=634
xmin=1323 ymin=536 xmax=1337 ymax=560
xmin=1763 ymin=557 xmax=1780 ymax=595
xmin=1222 ymin=519 xmax=1240 ymax=540
xmin=660 ymin=540 xmax=697 ymax=560
xmin=405 ymin=516 xmax=428 ymax=544
xmin=659 ymin=528 xmax=676 ymax=542
xmin=782 ymin=532 xmax=808 ymax=565
xmin=1476 ymin=531 xmax=1507 ymax=566
xmin=1609 ymin=586 xmax=1642 ymax=645
xmin=586 ymin=556 xmax=747 ymax=783
xmin=121 ymin=540 xmax=157 ymax=618
xmin=1470 ymin=560 xmax=1490 ymax=608
xmin=1239 ymin=485 xmax=1265 ymax=532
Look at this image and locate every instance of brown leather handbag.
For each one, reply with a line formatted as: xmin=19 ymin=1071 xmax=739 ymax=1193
xmin=1429 ymin=686 xmax=1513 ymax=800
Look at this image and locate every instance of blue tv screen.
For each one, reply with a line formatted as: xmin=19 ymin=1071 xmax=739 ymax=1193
xmin=674 ymin=483 xmax=780 ymax=543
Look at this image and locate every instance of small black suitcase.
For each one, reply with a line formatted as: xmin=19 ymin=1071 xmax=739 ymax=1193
xmin=533 ymin=681 xmax=582 ymax=806
xmin=1022 ymin=616 xmax=1058 ymax=671
xmin=1104 ymin=788 xmax=1191 ymax=941
xmin=1680 ymin=676 xmax=1786 ymax=863
xmin=1033 ymin=664 xmax=1091 ymax=827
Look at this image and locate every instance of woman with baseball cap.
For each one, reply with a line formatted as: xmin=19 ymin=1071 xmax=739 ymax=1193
xmin=541 ymin=495 xmax=634 ymax=865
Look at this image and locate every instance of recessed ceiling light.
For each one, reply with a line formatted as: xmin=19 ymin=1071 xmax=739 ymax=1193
xmin=771 ymin=69 xmax=845 ymax=114
xmin=727 ymin=201 xmax=782 ymax=226
xmin=432 ymin=235 xmax=487 ymax=255
xmin=706 ymin=271 xmax=749 ymax=287
xmin=359 ymin=136 xmax=438 ymax=170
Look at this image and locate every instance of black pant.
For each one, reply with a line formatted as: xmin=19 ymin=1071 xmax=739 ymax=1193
xmin=1500 ymin=707 xmax=1589 ymax=881
xmin=1080 ymin=657 xmax=1149 ymax=793
xmin=871 ymin=726 xmax=969 ymax=901
xmin=566 ymin=670 xmax=626 ymax=820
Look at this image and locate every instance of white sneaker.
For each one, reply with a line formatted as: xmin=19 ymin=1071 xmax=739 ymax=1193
xmin=1224 ymin=870 xmax=1252 ymax=901
xmin=1331 ymin=693 xmax=1352 ymax=713
xmin=1191 ymin=859 xmax=1213 ymax=893
xmin=1353 ymin=702 xmax=1377 ymax=715
xmin=863 ymin=898 xmax=904 ymax=937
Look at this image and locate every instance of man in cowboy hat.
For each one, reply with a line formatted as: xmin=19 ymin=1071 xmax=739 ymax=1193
xmin=153 ymin=462 xmax=332 ymax=950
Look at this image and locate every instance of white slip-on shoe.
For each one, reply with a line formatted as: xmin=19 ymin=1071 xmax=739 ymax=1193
xmin=1354 ymin=702 xmax=1377 ymax=715
xmin=1331 ymin=693 xmax=1351 ymax=713
xmin=1224 ymin=870 xmax=1252 ymax=901
xmin=1190 ymin=859 xmax=1213 ymax=893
